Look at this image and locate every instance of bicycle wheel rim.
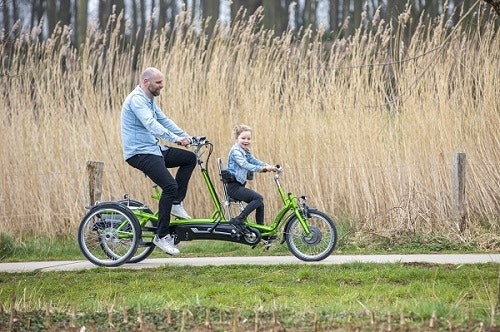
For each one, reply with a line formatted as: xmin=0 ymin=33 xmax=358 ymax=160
xmin=285 ymin=211 xmax=337 ymax=261
xmin=78 ymin=204 xmax=139 ymax=267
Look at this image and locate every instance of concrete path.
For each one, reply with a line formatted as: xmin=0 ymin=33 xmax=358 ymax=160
xmin=0 ymin=254 xmax=498 ymax=272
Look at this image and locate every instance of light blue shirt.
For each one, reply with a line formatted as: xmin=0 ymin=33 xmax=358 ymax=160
xmin=121 ymin=86 xmax=189 ymax=160
xmin=227 ymin=143 xmax=268 ymax=184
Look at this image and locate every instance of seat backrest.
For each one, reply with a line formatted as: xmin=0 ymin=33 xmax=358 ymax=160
xmin=218 ymin=158 xmax=237 ymax=185
xmin=217 ymin=157 xmax=224 ymax=175
xmin=216 ymin=158 xmax=242 ymax=218
xmin=217 ymin=158 xmax=231 ymax=200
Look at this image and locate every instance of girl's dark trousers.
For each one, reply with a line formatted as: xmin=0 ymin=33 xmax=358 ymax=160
xmin=226 ymin=181 xmax=265 ymax=224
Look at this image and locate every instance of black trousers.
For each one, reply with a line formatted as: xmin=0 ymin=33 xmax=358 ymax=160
xmin=226 ymin=182 xmax=265 ymax=224
xmin=126 ymin=147 xmax=196 ymax=237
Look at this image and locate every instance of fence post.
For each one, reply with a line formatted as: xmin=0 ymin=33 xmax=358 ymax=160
xmin=86 ymin=161 xmax=104 ymax=205
xmin=452 ymin=152 xmax=466 ymax=233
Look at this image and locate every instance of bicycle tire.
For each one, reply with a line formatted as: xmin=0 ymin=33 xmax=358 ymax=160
xmin=284 ymin=210 xmax=337 ymax=261
xmin=118 ymin=199 xmax=157 ymax=263
xmin=78 ymin=202 xmax=141 ymax=267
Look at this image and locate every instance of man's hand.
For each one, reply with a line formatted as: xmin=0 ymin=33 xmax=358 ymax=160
xmin=176 ymin=137 xmax=191 ymax=147
xmin=262 ymin=165 xmax=277 ymax=172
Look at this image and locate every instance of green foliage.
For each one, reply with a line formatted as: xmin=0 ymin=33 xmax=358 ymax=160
xmin=340 ymin=232 xmax=479 ymax=254
xmin=0 ymin=233 xmax=15 ymax=260
xmin=0 ymin=236 xmax=81 ymax=262
xmin=0 ymin=263 xmax=498 ymax=330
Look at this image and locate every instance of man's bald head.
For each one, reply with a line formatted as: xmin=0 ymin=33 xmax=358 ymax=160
xmin=140 ymin=67 xmax=164 ymax=98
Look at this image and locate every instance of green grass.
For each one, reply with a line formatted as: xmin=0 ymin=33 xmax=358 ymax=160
xmin=0 ymin=263 xmax=498 ymax=328
xmin=0 ymin=235 xmax=498 ymax=330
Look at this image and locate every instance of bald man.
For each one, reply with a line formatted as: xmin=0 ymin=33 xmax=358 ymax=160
xmin=121 ymin=67 xmax=196 ymax=255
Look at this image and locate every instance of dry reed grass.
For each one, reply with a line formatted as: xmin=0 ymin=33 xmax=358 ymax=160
xmin=0 ymin=8 xmax=498 ymax=247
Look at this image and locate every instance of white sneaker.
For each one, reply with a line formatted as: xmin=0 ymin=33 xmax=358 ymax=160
xmin=171 ymin=203 xmax=191 ymax=219
xmin=153 ymin=235 xmax=180 ymax=255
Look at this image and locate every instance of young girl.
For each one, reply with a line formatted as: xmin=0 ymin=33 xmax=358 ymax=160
xmin=226 ymin=124 xmax=275 ymax=229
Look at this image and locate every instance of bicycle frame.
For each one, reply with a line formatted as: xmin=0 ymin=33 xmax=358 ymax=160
xmin=131 ymin=139 xmax=312 ymax=239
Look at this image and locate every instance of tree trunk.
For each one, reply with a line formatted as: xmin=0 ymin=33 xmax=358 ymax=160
xmin=201 ymin=0 xmax=218 ymax=38
xmin=483 ymin=0 xmax=500 ymax=16
xmin=262 ymin=0 xmax=286 ymax=35
xmin=59 ymin=0 xmax=71 ymax=26
xmin=330 ymin=0 xmax=339 ymax=31
xmin=158 ymin=0 xmax=168 ymax=29
xmin=11 ymin=0 xmax=18 ymax=27
xmin=98 ymin=0 xmax=112 ymax=31
xmin=304 ymin=0 xmax=316 ymax=30
xmin=47 ymin=0 xmax=57 ymax=33
xmin=76 ymin=0 xmax=88 ymax=48
xmin=3 ymin=0 xmax=10 ymax=36
xmin=353 ymin=0 xmax=363 ymax=29
xmin=342 ymin=0 xmax=350 ymax=34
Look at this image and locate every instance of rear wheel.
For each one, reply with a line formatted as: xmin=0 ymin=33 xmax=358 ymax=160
xmin=78 ymin=203 xmax=140 ymax=267
xmin=284 ymin=210 xmax=337 ymax=261
xmin=118 ymin=199 xmax=157 ymax=263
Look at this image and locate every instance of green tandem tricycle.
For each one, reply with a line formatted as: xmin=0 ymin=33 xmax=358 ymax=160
xmin=78 ymin=137 xmax=338 ymax=267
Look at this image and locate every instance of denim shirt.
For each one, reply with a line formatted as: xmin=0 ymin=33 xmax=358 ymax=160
xmin=227 ymin=143 xmax=268 ymax=185
xmin=121 ymin=86 xmax=189 ymax=160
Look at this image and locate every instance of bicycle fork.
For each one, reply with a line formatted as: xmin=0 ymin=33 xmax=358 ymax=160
xmin=289 ymin=194 xmax=312 ymax=235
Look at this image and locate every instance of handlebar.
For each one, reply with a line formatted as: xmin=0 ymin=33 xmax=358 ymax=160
xmin=190 ymin=136 xmax=208 ymax=146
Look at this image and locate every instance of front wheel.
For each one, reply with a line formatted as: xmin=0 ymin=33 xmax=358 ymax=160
xmin=78 ymin=202 xmax=141 ymax=267
xmin=284 ymin=210 xmax=337 ymax=261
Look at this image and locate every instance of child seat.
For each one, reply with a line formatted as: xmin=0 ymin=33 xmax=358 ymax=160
xmin=217 ymin=158 xmax=244 ymax=219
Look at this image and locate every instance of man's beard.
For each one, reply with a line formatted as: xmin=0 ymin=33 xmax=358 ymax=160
xmin=149 ymin=86 xmax=160 ymax=96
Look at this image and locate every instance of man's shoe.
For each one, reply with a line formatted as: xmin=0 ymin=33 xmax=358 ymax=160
xmin=153 ymin=235 xmax=180 ymax=255
xmin=171 ymin=203 xmax=191 ymax=219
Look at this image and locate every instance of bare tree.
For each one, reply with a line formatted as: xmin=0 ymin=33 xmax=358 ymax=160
xmin=47 ymin=0 xmax=56 ymax=33
xmin=201 ymin=0 xmax=218 ymax=39
xmin=262 ymin=0 xmax=287 ymax=35
xmin=59 ymin=0 xmax=71 ymax=26
xmin=2 ymin=0 xmax=10 ymax=36
xmin=353 ymin=0 xmax=363 ymax=29
xmin=75 ymin=0 xmax=87 ymax=48
xmin=98 ymin=0 xmax=113 ymax=32
xmin=483 ymin=0 xmax=500 ymax=15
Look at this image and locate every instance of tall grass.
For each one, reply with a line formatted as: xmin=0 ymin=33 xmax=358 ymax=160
xmin=0 ymin=8 xmax=498 ymax=248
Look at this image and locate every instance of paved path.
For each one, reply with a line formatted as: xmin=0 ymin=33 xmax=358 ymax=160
xmin=0 ymin=254 xmax=498 ymax=272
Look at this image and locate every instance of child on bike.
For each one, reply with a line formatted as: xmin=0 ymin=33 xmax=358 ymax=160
xmin=226 ymin=124 xmax=275 ymax=231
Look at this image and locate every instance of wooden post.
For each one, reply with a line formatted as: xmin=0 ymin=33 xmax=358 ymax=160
xmin=86 ymin=161 xmax=104 ymax=205
xmin=452 ymin=153 xmax=466 ymax=233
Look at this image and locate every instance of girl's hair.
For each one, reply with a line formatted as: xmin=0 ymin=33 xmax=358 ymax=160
xmin=233 ymin=124 xmax=252 ymax=139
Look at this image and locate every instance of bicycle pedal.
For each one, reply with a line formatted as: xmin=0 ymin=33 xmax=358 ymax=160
xmin=262 ymin=240 xmax=273 ymax=249
xmin=230 ymin=228 xmax=241 ymax=238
